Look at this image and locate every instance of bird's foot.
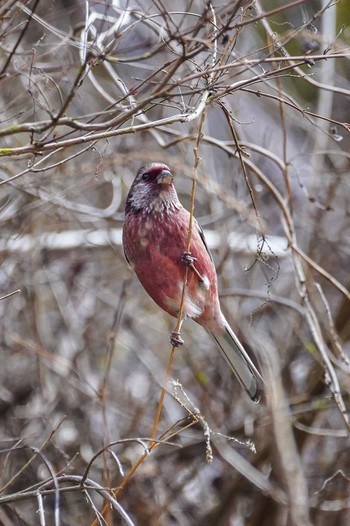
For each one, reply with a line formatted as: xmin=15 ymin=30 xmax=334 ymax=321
xmin=181 ymin=252 xmax=206 ymax=284
xmin=181 ymin=251 xmax=197 ymax=265
xmin=170 ymin=331 xmax=184 ymax=347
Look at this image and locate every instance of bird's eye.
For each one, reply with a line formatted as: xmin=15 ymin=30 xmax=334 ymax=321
xmin=141 ymin=172 xmax=150 ymax=181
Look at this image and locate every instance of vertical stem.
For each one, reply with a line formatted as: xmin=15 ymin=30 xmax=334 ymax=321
xmin=91 ymin=110 xmax=207 ymax=526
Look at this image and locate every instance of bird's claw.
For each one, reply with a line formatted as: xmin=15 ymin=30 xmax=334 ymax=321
xmin=181 ymin=251 xmax=197 ymax=266
xmin=170 ymin=331 xmax=184 ymax=347
xmin=181 ymin=251 xmax=207 ymax=285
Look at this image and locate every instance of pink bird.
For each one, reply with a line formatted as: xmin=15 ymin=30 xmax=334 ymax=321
xmin=122 ymin=162 xmax=262 ymax=402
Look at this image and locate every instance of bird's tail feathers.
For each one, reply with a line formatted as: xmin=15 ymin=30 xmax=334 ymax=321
xmin=210 ymin=321 xmax=262 ymax=402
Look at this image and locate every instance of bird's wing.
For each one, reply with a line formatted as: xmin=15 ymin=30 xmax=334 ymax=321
xmin=194 ymin=218 xmax=214 ymax=263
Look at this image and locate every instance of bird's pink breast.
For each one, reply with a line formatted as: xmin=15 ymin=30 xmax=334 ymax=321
xmin=123 ymin=208 xmax=222 ymax=330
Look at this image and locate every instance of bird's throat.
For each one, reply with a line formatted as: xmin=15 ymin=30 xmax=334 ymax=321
xmin=128 ymin=183 xmax=180 ymax=215
xmin=147 ymin=187 xmax=180 ymax=214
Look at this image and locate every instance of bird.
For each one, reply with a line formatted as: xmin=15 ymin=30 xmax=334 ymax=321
xmin=122 ymin=162 xmax=262 ymax=402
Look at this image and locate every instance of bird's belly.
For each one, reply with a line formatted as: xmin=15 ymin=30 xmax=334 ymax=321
xmin=134 ymin=252 xmax=207 ymax=320
xmin=123 ymin=210 xmax=218 ymax=324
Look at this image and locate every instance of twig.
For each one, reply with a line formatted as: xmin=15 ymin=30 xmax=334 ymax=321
xmin=0 ymin=289 xmax=21 ymax=301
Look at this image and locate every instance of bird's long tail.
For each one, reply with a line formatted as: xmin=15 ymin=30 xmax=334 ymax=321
xmin=209 ymin=319 xmax=262 ymax=402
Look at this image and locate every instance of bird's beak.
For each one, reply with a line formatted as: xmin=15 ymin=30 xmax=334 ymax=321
xmin=157 ymin=169 xmax=173 ymax=185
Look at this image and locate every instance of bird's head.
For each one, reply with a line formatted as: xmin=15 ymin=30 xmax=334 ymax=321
xmin=125 ymin=162 xmax=180 ymax=214
xmin=136 ymin=162 xmax=174 ymax=187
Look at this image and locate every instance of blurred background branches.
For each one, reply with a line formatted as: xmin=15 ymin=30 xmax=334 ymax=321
xmin=0 ymin=0 xmax=350 ymax=525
